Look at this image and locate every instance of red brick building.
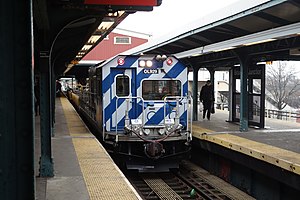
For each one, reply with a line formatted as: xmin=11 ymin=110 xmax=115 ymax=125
xmin=82 ymin=28 xmax=151 ymax=63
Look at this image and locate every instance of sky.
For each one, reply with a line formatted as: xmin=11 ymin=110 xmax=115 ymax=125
xmin=117 ymin=0 xmax=240 ymax=39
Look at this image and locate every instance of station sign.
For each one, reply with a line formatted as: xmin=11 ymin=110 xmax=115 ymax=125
xmin=84 ymin=0 xmax=159 ymax=6
xmin=233 ymin=64 xmax=265 ymax=79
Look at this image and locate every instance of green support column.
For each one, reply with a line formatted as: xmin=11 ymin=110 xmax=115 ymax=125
xmin=209 ymin=69 xmax=214 ymax=81
xmin=39 ymin=55 xmax=54 ymax=177
xmin=209 ymin=69 xmax=215 ymax=99
xmin=51 ymin=68 xmax=56 ymax=137
xmin=228 ymin=69 xmax=233 ymax=121
xmin=236 ymin=51 xmax=249 ymax=132
xmin=0 ymin=0 xmax=35 ymax=199
xmin=193 ymin=67 xmax=199 ymax=121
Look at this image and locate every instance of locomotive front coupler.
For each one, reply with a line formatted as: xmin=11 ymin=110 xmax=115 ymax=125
xmin=144 ymin=141 xmax=165 ymax=159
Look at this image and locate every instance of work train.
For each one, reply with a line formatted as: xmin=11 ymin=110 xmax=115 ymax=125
xmin=69 ymin=54 xmax=192 ymax=170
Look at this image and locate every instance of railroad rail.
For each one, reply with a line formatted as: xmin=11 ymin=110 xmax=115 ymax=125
xmin=125 ymin=160 xmax=255 ymax=200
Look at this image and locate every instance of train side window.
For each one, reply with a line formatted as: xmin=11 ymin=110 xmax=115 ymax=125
xmin=116 ymin=75 xmax=130 ymax=96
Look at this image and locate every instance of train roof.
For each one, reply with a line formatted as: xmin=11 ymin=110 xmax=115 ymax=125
xmin=94 ymin=54 xmax=179 ymax=69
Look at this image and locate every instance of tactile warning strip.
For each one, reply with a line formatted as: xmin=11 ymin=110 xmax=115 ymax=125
xmin=192 ymin=125 xmax=300 ymax=175
xmin=60 ymin=98 xmax=141 ymax=200
xmin=141 ymin=174 xmax=183 ymax=200
xmin=71 ymin=138 xmax=140 ymax=200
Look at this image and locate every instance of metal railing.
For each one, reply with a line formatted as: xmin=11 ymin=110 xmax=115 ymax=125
xmin=265 ymin=109 xmax=300 ymax=121
xmin=215 ymin=105 xmax=300 ymax=122
xmin=115 ymin=96 xmax=145 ymax=140
xmin=163 ymin=95 xmax=193 ymax=135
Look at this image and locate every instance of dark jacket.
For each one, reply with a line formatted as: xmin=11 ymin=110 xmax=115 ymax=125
xmin=200 ymin=84 xmax=214 ymax=102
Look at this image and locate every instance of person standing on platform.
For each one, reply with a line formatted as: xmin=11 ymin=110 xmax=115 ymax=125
xmin=200 ymin=80 xmax=214 ymax=120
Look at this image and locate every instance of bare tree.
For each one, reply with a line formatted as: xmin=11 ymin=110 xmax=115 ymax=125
xmin=266 ymin=61 xmax=300 ymax=111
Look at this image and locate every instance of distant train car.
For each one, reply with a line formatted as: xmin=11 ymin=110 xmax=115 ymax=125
xmin=73 ymin=54 xmax=192 ymax=170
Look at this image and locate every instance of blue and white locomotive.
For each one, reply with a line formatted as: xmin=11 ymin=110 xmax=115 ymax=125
xmin=75 ymin=54 xmax=192 ymax=170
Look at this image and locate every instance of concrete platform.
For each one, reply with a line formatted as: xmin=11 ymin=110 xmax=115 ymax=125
xmin=35 ymin=97 xmax=141 ymax=200
xmin=191 ymin=109 xmax=300 ymax=198
xmin=193 ymin=109 xmax=300 ymax=175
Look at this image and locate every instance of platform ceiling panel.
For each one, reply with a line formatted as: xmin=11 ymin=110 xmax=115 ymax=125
xmin=267 ymin=2 xmax=300 ymax=22
xmin=228 ymin=16 xmax=273 ymax=32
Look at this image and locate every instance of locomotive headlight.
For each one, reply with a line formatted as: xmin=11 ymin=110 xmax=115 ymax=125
xmin=139 ymin=60 xmax=146 ymax=67
xmin=146 ymin=60 xmax=153 ymax=67
xmin=166 ymin=125 xmax=173 ymax=132
xmin=156 ymin=54 xmax=167 ymax=61
xmin=144 ymin=129 xmax=151 ymax=135
xmin=158 ymin=129 xmax=165 ymax=135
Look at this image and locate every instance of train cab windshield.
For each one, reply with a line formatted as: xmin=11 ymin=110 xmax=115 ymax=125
xmin=142 ymin=80 xmax=181 ymax=100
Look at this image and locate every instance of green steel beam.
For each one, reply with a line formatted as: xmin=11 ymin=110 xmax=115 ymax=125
xmin=209 ymin=69 xmax=215 ymax=115
xmin=39 ymin=56 xmax=54 ymax=177
xmin=51 ymin=67 xmax=56 ymax=137
xmin=0 ymin=0 xmax=35 ymax=199
xmin=193 ymin=67 xmax=199 ymax=121
xmin=236 ymin=51 xmax=249 ymax=132
xmin=209 ymin=69 xmax=215 ymax=97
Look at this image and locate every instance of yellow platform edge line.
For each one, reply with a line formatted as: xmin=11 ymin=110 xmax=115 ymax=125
xmin=192 ymin=124 xmax=213 ymax=134
xmin=60 ymin=97 xmax=142 ymax=200
xmin=192 ymin=125 xmax=300 ymax=175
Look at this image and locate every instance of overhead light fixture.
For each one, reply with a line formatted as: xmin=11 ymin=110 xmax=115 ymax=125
xmin=67 ymin=10 xmax=129 ymax=75
xmin=107 ymin=11 xmax=125 ymax=17
xmin=70 ymin=10 xmax=128 ymax=66
xmin=108 ymin=12 xmax=119 ymax=17
xmin=266 ymin=61 xmax=273 ymax=65
xmin=191 ymin=53 xmax=202 ymax=57
xmin=98 ymin=21 xmax=114 ymax=31
xmin=243 ymin=39 xmax=276 ymax=46
xmin=213 ymin=46 xmax=236 ymax=52
xmin=81 ymin=45 xmax=92 ymax=51
xmin=88 ymin=35 xmax=101 ymax=44
xmin=257 ymin=62 xmax=267 ymax=64
xmin=64 ymin=62 xmax=78 ymax=75
xmin=290 ymin=49 xmax=300 ymax=55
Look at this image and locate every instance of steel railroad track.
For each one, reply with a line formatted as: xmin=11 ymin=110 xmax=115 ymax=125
xmin=125 ymin=160 xmax=255 ymax=200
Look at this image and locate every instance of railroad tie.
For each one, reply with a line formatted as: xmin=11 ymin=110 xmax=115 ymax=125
xmin=141 ymin=174 xmax=183 ymax=200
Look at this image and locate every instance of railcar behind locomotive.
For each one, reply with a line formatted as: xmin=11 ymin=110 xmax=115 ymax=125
xmin=70 ymin=54 xmax=192 ymax=170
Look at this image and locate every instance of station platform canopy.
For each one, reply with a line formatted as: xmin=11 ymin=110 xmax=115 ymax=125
xmin=34 ymin=0 xmax=162 ymax=76
xmin=124 ymin=0 xmax=300 ymax=69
